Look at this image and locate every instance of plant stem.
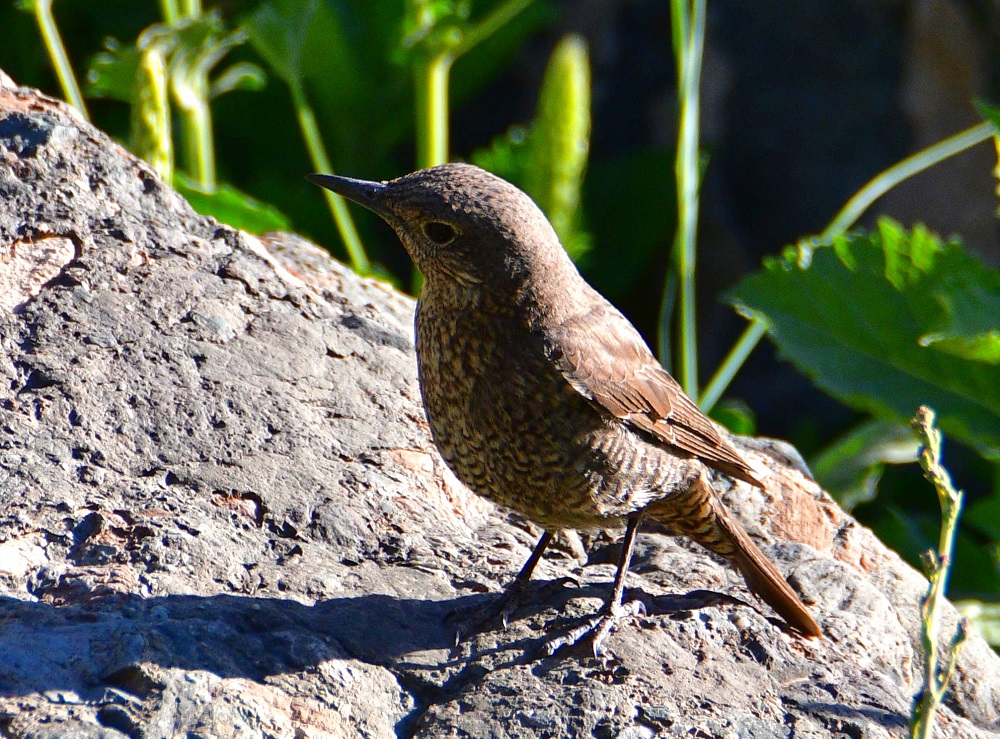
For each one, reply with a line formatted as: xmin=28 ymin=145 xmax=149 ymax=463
xmin=822 ymin=122 xmax=993 ymax=241
xmin=414 ymin=0 xmax=535 ymax=172
xmin=699 ymin=317 xmax=768 ymax=413
xmin=180 ymin=0 xmax=201 ymax=19
xmin=293 ymin=86 xmax=369 ymax=275
xmin=910 ymin=406 xmax=969 ymax=739
xmin=181 ymin=94 xmax=215 ymax=191
xmin=453 ymin=0 xmax=535 ymax=58
xmin=415 ymin=53 xmax=452 ymax=170
xmin=133 ymin=46 xmax=173 ymax=184
xmin=411 ymin=0 xmax=533 ymax=291
xmin=34 ymin=0 xmax=89 ymax=120
xmin=159 ymin=0 xmax=180 ymax=25
xmin=669 ymin=0 xmax=706 ymax=400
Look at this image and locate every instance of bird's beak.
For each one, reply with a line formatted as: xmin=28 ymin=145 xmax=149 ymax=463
xmin=305 ymin=173 xmax=395 ymax=222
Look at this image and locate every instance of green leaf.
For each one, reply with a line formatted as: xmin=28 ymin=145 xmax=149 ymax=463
xmin=965 ymin=487 xmax=1000 ymax=541
xmin=243 ymin=0 xmax=318 ymax=89
xmin=976 ymin=99 xmax=1000 ymax=135
xmin=875 ymin=506 xmax=1000 ymax=595
xmin=209 ymin=61 xmax=267 ymax=99
xmin=976 ymin=100 xmax=1000 ymax=217
xmin=398 ymin=0 xmax=469 ymax=58
xmin=729 ymin=219 xmax=1000 ymax=459
xmin=956 ymin=599 xmax=1000 ymax=647
xmin=810 ymin=418 xmax=920 ymax=511
xmin=707 ymin=399 xmax=756 ymax=436
xmin=87 ymin=37 xmax=142 ymax=102
xmin=166 ymin=13 xmax=250 ymax=111
xmin=175 ymin=173 xmax=291 ymax=234
xmin=471 ymin=125 xmax=532 ymax=186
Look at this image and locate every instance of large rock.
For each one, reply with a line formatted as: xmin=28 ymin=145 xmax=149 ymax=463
xmin=1 ymin=71 xmax=998 ymax=738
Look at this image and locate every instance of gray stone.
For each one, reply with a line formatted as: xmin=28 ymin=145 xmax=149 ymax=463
xmin=1 ymin=70 xmax=999 ymax=738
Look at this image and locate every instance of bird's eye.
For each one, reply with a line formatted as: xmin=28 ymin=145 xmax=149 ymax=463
xmin=423 ymin=221 xmax=456 ymax=245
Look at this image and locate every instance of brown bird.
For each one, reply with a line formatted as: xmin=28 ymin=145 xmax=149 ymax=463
xmin=307 ymin=163 xmax=822 ymax=654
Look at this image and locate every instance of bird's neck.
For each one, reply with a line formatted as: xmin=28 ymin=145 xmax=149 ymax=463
xmin=416 ymin=243 xmax=598 ymax=329
xmin=517 ymin=253 xmax=602 ymax=330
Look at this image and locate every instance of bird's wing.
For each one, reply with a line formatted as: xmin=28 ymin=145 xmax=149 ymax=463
xmin=542 ymin=304 xmax=763 ymax=488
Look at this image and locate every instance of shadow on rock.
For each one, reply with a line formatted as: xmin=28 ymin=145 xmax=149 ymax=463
xmin=0 ymin=591 xmax=463 ymax=699
xmin=0 ymin=577 xmax=623 ymax=700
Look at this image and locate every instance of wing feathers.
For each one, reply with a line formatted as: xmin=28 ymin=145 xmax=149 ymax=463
xmin=543 ymin=303 xmax=763 ymax=488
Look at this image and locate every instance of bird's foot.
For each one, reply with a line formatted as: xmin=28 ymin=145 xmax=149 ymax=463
xmin=539 ymin=597 xmax=646 ymax=660
xmin=446 ymin=576 xmax=578 ymax=645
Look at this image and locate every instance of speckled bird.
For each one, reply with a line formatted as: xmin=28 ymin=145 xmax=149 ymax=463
xmin=308 ymin=163 xmax=822 ymax=653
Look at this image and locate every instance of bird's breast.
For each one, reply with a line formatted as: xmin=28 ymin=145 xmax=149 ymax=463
xmin=413 ymin=295 xmax=676 ymax=528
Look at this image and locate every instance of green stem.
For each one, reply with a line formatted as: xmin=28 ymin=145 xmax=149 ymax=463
xmin=453 ymin=0 xmax=535 ymax=58
xmin=699 ymin=317 xmax=768 ymax=413
xmin=822 ymin=121 xmax=993 ymax=241
xmin=910 ymin=406 xmax=969 ymax=739
xmin=34 ymin=0 xmax=88 ymax=120
xmin=159 ymin=0 xmax=180 ymax=25
xmin=133 ymin=46 xmax=173 ymax=183
xmin=293 ymin=86 xmax=369 ymax=274
xmin=668 ymin=0 xmax=688 ymax=70
xmin=415 ymin=53 xmax=452 ymax=170
xmin=413 ymin=0 xmax=534 ymax=172
xmin=657 ymin=0 xmax=688 ymax=371
xmin=180 ymin=0 xmax=201 ymax=19
xmin=180 ymin=88 xmax=215 ymax=191
xmin=670 ymin=0 xmax=706 ymax=400
xmin=410 ymin=0 xmax=533 ymax=291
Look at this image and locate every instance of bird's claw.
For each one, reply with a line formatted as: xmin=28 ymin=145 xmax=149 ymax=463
xmin=539 ymin=597 xmax=646 ymax=659
xmin=447 ymin=575 xmax=579 ymax=646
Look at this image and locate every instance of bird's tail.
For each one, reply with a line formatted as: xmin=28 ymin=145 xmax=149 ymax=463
xmin=647 ymin=472 xmax=822 ymax=638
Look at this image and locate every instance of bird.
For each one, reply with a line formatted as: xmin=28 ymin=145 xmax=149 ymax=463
xmin=307 ymin=163 xmax=822 ymax=654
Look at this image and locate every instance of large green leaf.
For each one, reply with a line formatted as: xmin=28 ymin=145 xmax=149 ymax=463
xmin=243 ymin=0 xmax=318 ymax=89
xmin=729 ymin=219 xmax=1000 ymax=459
xmin=87 ymin=37 xmax=142 ymax=103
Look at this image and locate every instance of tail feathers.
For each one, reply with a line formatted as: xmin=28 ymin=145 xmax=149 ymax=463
xmin=714 ymin=500 xmax=823 ymax=638
xmin=648 ymin=473 xmax=822 ymax=639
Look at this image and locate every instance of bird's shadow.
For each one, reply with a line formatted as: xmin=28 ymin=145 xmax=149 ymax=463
xmin=0 ymin=579 xmax=625 ymax=700
xmin=0 ymin=576 xmax=790 ymax=701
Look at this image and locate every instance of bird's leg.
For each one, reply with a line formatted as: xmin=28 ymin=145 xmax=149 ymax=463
xmin=494 ymin=529 xmax=556 ymax=628
xmin=541 ymin=515 xmax=646 ymax=659
xmin=448 ymin=530 xmax=570 ymax=641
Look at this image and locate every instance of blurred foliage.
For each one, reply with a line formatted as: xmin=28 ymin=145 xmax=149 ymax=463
xmin=472 ymin=34 xmax=591 ymax=260
xmin=978 ymin=100 xmax=1000 ymax=217
xmin=808 ymin=418 xmax=920 ymax=512
xmin=731 ymin=218 xmax=1000 ymax=596
xmin=731 ymin=219 xmax=1000 ymax=459
xmin=957 ymin=599 xmax=1000 ymax=647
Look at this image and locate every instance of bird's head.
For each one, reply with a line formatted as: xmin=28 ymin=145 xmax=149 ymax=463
xmin=307 ymin=163 xmax=573 ymax=296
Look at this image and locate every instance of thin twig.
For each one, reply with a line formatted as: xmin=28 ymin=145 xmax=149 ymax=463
xmin=909 ymin=405 xmax=970 ymax=739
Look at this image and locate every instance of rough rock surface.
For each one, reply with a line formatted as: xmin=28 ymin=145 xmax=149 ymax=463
xmin=1 ymin=71 xmax=999 ymax=739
